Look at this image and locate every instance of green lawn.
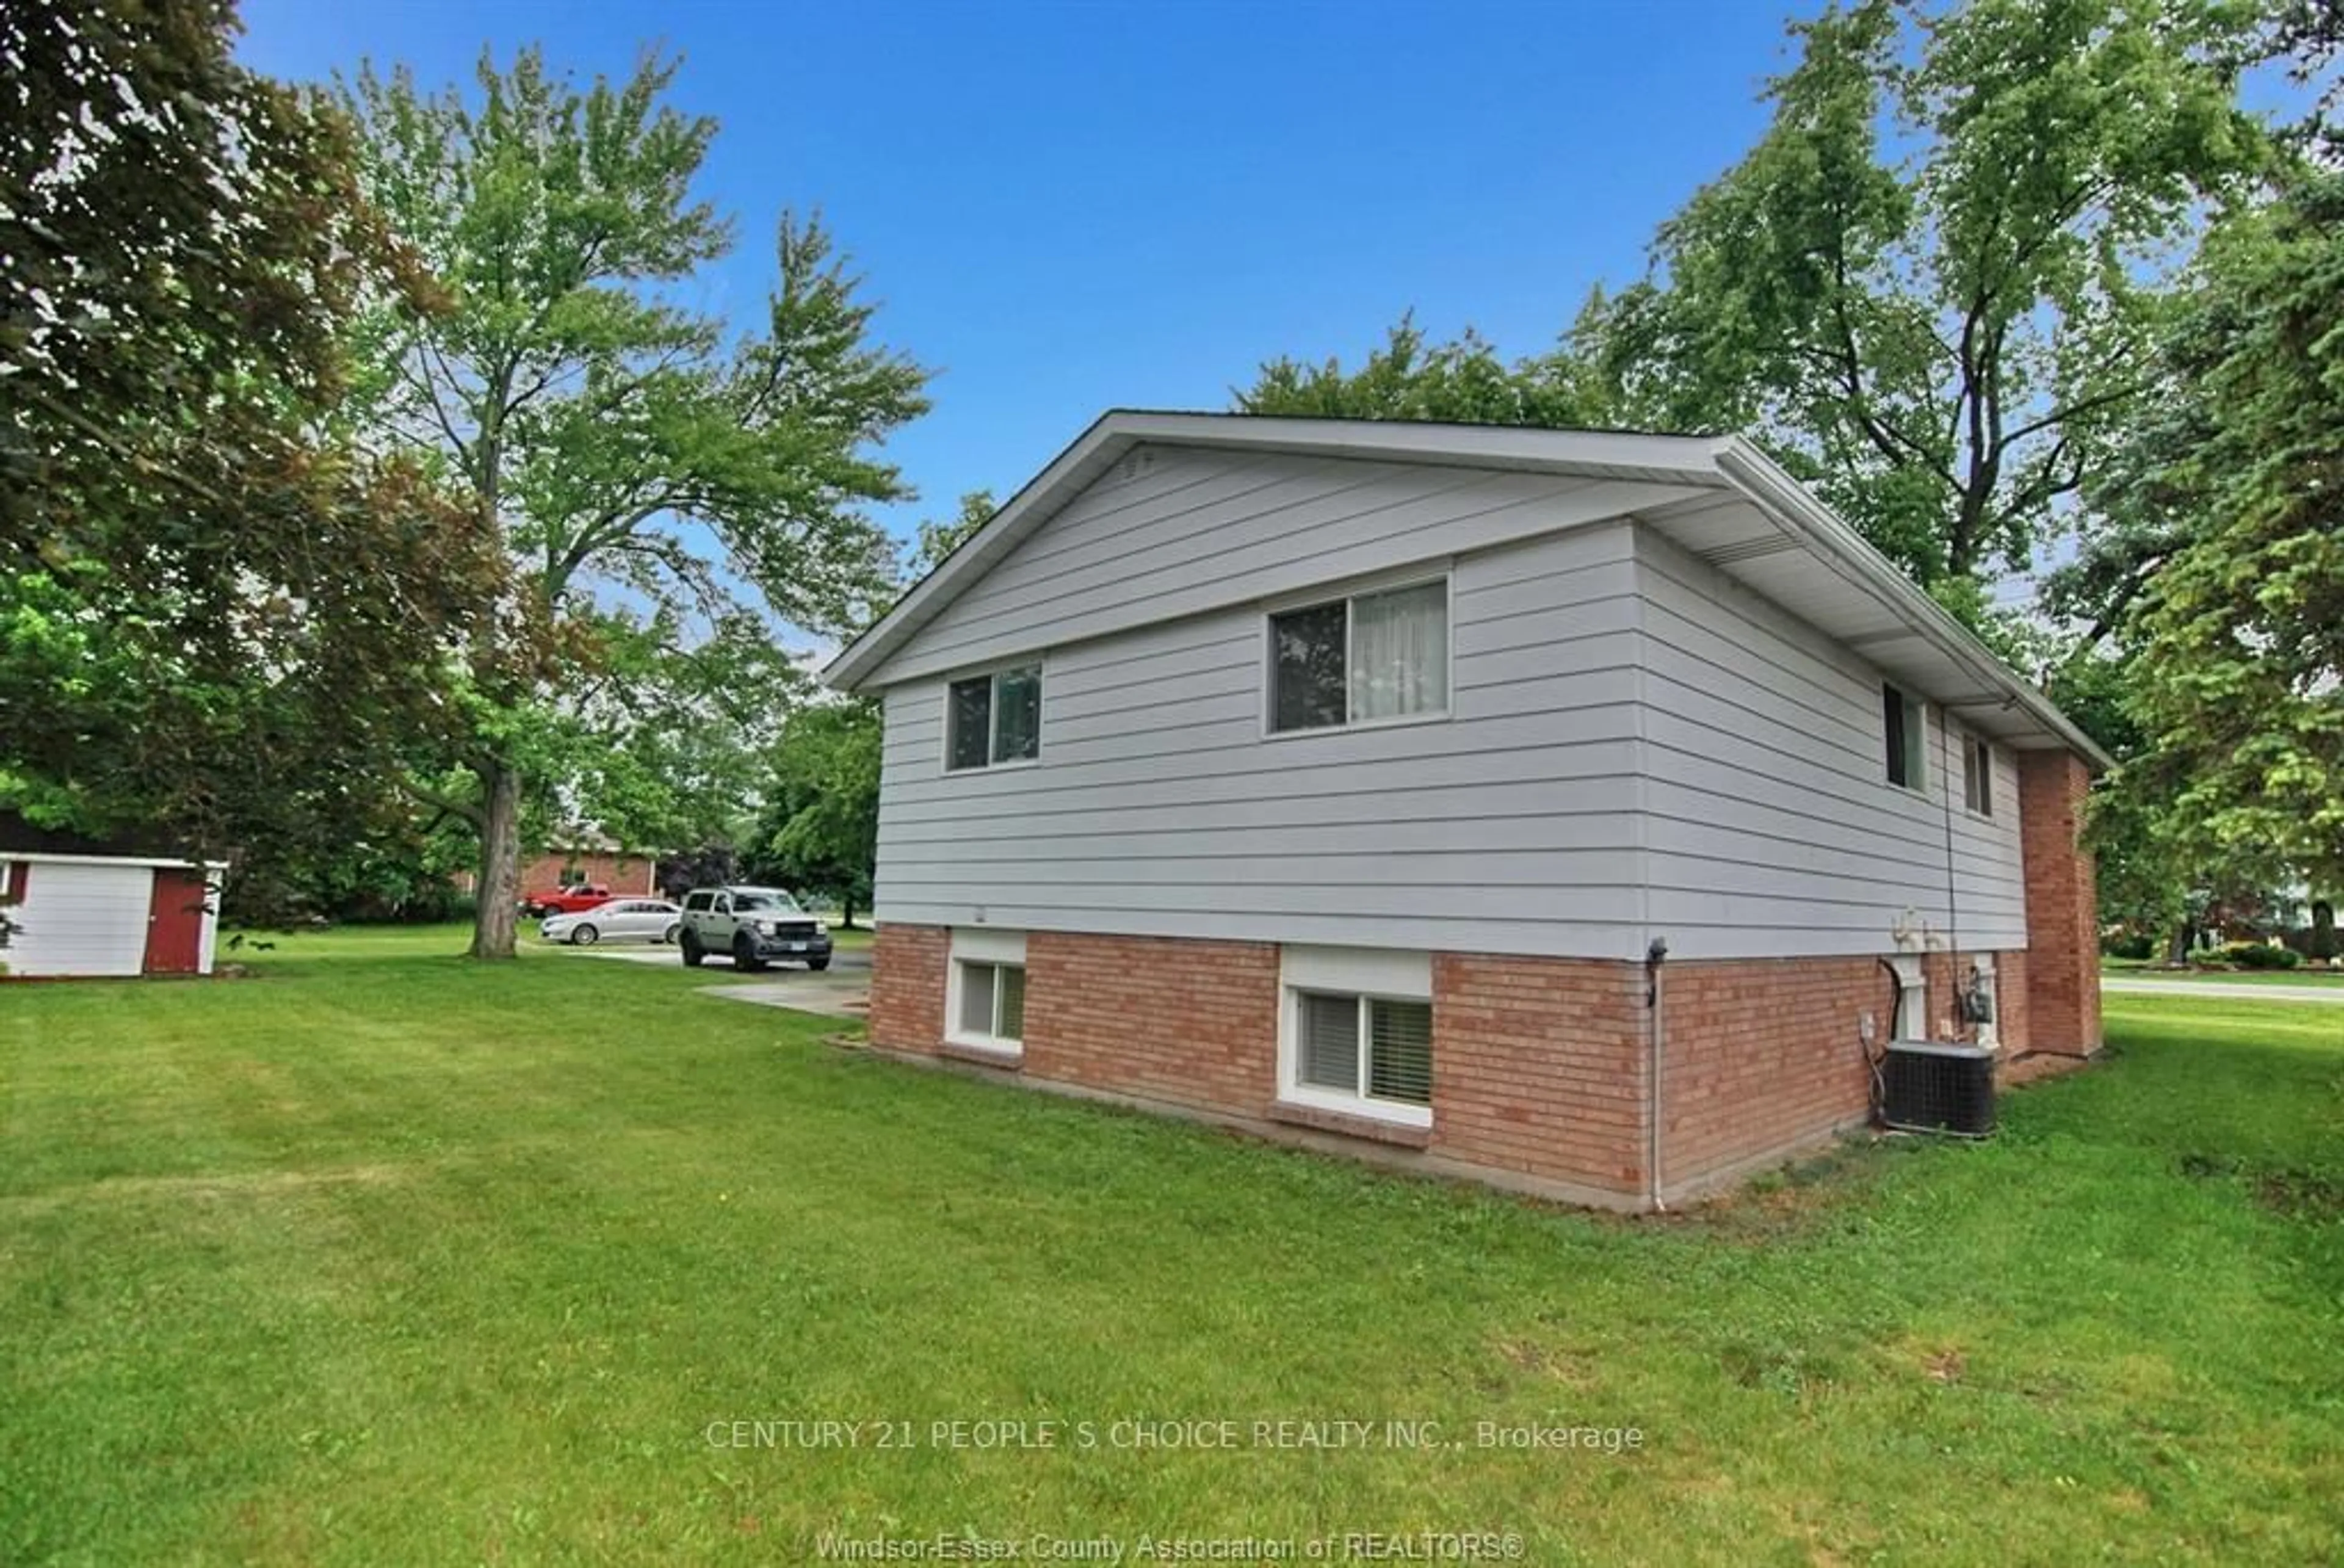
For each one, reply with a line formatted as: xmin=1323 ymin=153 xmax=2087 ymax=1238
xmin=2 ymin=945 xmax=2338 ymax=1566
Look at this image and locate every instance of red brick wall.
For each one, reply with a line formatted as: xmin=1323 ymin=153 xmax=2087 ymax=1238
xmin=1024 ymin=931 xmax=1280 ymax=1113
xmin=519 ymin=851 xmax=657 ymax=897
xmin=1659 ymin=957 xmax=1882 ymax=1188
xmin=869 ymin=923 xmax=949 ymax=1053
xmin=1995 ymin=947 xmax=2031 ymax=1053
xmin=2018 ymin=751 xmax=2102 ymax=1055
xmin=1433 ymin=953 xmax=1646 ymax=1194
xmin=866 ymin=923 xmax=2039 ymax=1206
xmin=871 ymin=928 xmax=1657 ymax=1199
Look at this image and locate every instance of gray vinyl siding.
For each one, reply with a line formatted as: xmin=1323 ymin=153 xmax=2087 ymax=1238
xmin=879 ymin=444 xmax=1702 ymax=685
xmin=877 ymin=519 xmax=1652 ymax=958
xmin=868 ymin=446 xmax=2030 ymax=963
xmin=1633 ymin=529 xmax=2028 ymax=960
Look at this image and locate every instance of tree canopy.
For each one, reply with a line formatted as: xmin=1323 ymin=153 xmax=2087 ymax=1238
xmin=1243 ymin=316 xmax=1614 ymax=430
xmin=1245 ymin=0 xmax=2270 ymax=631
xmin=1597 ymin=0 xmax=2265 ymax=596
xmin=2091 ymin=170 xmax=2343 ymax=893
xmin=341 ymin=46 xmax=929 ymax=956
xmin=747 ymin=700 xmax=881 ymax=925
xmin=0 ymin=0 xmax=505 ymax=909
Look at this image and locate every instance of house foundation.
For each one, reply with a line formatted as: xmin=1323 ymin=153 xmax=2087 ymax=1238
xmin=869 ymin=922 xmax=2074 ymax=1210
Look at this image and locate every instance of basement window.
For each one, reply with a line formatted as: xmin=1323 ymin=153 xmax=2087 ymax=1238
xmin=1883 ymin=684 xmax=1926 ymax=791
xmin=1278 ymin=947 xmax=1434 ymax=1127
xmin=947 ymin=929 xmax=1027 ymax=1057
xmin=1297 ymin=993 xmax=1432 ymax=1105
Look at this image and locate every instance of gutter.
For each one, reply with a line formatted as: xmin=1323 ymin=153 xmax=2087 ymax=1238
xmin=1711 ymin=439 xmax=2115 ymax=772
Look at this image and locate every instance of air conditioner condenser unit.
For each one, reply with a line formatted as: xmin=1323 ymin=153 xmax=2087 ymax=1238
xmin=1881 ymin=1040 xmax=1996 ymax=1138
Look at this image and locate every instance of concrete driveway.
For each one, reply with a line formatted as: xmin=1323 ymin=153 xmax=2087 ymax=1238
xmin=558 ymin=942 xmax=869 ymax=972
xmin=552 ymin=941 xmax=871 ymax=1019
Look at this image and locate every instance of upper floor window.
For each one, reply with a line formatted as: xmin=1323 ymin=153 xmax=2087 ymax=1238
xmin=1882 ymin=683 xmax=1925 ymax=790
xmin=1962 ymin=734 xmax=1995 ymax=817
xmin=1269 ymin=578 xmax=1448 ymax=734
xmin=947 ymin=664 xmax=1042 ymax=771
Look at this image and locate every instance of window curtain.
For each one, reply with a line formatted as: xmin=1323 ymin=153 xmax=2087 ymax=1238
xmin=1350 ymin=582 xmax=1447 ymax=721
xmin=993 ymin=667 xmax=1041 ymax=762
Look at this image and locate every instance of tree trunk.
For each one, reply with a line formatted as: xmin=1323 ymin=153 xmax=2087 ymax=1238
xmin=841 ymin=893 xmax=856 ymax=930
xmin=2163 ymin=919 xmax=2193 ymax=968
xmin=470 ymin=759 xmax=524 ymax=960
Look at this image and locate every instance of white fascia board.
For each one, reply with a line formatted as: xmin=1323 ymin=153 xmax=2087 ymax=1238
xmin=1107 ymin=411 xmax=1732 ymax=482
xmin=1712 ymin=439 xmax=2114 ymax=772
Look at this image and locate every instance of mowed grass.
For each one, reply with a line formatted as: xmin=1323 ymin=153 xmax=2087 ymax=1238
xmin=2 ymin=947 xmax=2339 ymax=1566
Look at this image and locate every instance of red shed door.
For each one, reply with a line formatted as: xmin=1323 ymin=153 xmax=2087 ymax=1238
xmin=143 ymin=869 xmax=208 ymax=975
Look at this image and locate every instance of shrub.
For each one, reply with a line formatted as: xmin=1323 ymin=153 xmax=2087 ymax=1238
xmin=2103 ymin=932 xmax=2157 ymax=960
xmin=2224 ymin=942 xmax=2302 ymax=970
xmin=2310 ymin=900 xmax=2340 ymax=962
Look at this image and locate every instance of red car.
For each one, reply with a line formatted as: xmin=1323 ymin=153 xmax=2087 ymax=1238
xmin=519 ymin=883 xmax=613 ymax=917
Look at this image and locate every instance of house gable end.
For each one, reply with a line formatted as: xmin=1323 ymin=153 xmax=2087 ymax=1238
xmin=872 ymin=442 xmax=1707 ymax=687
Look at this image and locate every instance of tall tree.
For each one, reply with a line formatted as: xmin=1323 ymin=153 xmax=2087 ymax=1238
xmin=2093 ymin=170 xmax=2343 ymax=892
xmin=1246 ymin=0 xmax=2271 ymax=630
xmin=342 ymin=48 xmax=928 ymax=958
xmin=0 ymin=0 xmax=505 ymax=911
xmin=1589 ymin=0 xmax=2267 ymax=611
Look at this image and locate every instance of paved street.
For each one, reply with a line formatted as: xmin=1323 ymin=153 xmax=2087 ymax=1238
xmin=2102 ymin=977 xmax=2344 ymax=1005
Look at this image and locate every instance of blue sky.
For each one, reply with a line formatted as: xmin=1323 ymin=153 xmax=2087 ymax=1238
xmin=237 ymin=0 xmax=1795 ymax=544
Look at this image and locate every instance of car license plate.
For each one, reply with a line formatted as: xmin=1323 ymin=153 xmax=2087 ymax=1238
xmin=781 ymin=942 xmax=806 ymax=952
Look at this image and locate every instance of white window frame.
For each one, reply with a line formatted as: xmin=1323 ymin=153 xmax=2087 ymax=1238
xmin=1275 ymin=946 xmax=1434 ymax=1128
xmin=1883 ymin=683 xmax=1927 ymax=793
xmin=1961 ymin=732 xmax=1995 ymax=818
xmin=946 ymin=928 xmax=1027 ymax=1058
xmin=1261 ymin=570 xmax=1453 ymax=739
xmin=943 ymin=660 xmax=1044 ymax=775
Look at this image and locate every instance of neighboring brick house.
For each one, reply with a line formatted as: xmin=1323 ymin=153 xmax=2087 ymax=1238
xmin=824 ymin=413 xmax=2106 ymax=1210
xmin=517 ymin=847 xmax=660 ymax=898
xmin=459 ymin=844 xmax=662 ymax=902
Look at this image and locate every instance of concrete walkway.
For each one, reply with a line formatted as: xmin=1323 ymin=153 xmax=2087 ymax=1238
xmin=2103 ymin=977 xmax=2344 ymax=1005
